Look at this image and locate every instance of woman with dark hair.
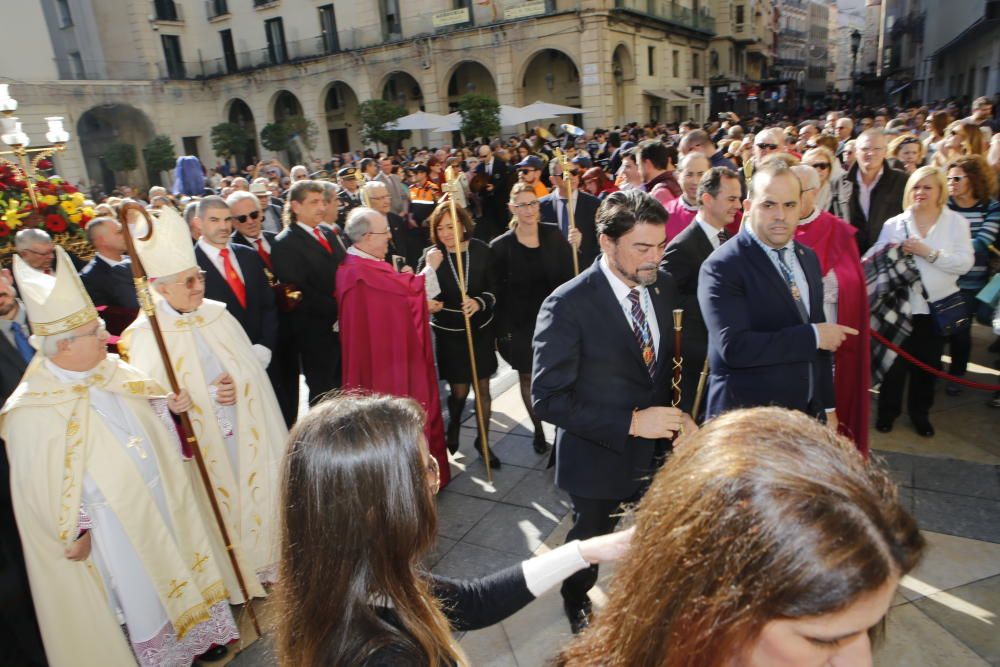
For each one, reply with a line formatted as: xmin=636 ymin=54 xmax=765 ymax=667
xmin=922 ymin=110 xmax=952 ymax=158
xmin=556 ymin=407 xmax=925 ymax=667
xmin=276 ymin=393 xmax=631 ymax=667
xmin=944 ymin=154 xmax=1000 ymax=394
xmin=418 ymin=203 xmax=499 ymax=465
xmin=491 ymin=183 xmax=575 ymax=454
xmin=427 ymin=156 xmax=445 ymax=189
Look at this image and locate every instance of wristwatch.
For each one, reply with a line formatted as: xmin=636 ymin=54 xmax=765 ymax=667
xmin=927 ymin=249 xmax=939 ymax=263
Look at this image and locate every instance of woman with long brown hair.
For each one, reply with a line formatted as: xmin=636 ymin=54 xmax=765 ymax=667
xmin=276 ymin=393 xmax=631 ymax=667
xmin=418 ymin=203 xmax=499 ymax=465
xmin=490 ymin=182 xmax=575 ymax=454
xmin=556 ymin=407 xmax=925 ymax=667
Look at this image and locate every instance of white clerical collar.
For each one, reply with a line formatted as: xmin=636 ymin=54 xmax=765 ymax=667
xmin=799 ymin=208 xmax=822 ymax=226
xmin=347 ymin=246 xmax=380 ymax=261
xmin=97 ymin=253 xmax=128 ymax=267
xmin=158 ymin=298 xmax=201 ymax=319
xmin=599 ymin=254 xmax=646 ymax=303
xmin=44 ymin=358 xmax=94 ymax=383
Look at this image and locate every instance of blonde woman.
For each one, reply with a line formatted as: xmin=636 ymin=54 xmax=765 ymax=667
xmin=868 ymin=166 xmax=974 ymax=437
xmin=490 ymin=183 xmax=575 ymax=454
xmin=802 ymin=146 xmax=840 ymax=212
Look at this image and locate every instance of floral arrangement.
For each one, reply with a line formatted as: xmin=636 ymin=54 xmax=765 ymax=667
xmin=0 ymin=160 xmax=93 ymax=246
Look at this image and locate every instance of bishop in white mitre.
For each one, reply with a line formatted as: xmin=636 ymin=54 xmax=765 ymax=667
xmin=0 ymin=246 xmax=239 ymax=667
xmin=119 ymin=206 xmax=287 ymax=596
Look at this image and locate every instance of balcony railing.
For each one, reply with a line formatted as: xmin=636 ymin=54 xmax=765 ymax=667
xmin=614 ymin=0 xmax=715 ymax=34
xmin=775 ymin=57 xmax=805 ymax=68
xmin=206 ymin=0 xmax=229 ymax=20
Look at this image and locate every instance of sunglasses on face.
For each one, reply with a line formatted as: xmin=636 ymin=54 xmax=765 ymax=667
xmin=235 ymin=210 xmax=261 ymax=223
xmin=946 ymin=176 xmax=965 ymax=182
xmin=756 ymin=143 xmax=779 ymax=150
xmin=809 ymin=162 xmax=831 ymax=171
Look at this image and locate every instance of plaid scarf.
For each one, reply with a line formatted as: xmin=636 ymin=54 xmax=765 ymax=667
xmin=862 ymin=243 xmax=923 ymax=387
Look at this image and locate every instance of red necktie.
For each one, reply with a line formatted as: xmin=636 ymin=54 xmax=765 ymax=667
xmin=312 ymin=227 xmax=333 ymax=254
xmin=219 ymin=248 xmax=247 ymax=309
xmin=254 ymin=238 xmax=273 ymax=270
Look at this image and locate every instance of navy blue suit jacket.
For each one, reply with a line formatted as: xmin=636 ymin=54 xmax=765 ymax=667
xmin=532 ymin=258 xmax=678 ymax=501
xmin=697 ymin=229 xmax=834 ymax=419
xmin=538 ymin=190 xmax=600 ymax=268
xmin=195 ymin=244 xmax=277 ymax=351
xmin=79 ymin=257 xmax=140 ymax=309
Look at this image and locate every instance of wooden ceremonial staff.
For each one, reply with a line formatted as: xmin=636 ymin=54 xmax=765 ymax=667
xmin=536 ymin=128 xmax=579 ymax=276
xmin=117 ymin=202 xmax=262 ymax=638
xmin=691 ymin=357 xmax=710 ymax=423
xmin=443 ymin=168 xmax=494 ymax=482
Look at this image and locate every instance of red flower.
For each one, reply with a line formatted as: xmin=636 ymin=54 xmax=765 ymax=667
xmin=36 ymin=159 xmax=53 ymax=170
xmin=0 ymin=225 xmax=9 ymax=237
xmin=62 ymin=183 xmax=77 ymax=194
xmin=45 ymin=214 xmax=67 ymax=233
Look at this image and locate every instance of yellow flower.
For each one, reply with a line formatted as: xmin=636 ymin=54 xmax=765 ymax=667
xmin=2 ymin=206 xmax=26 ymax=228
xmin=41 ymin=194 xmax=59 ymax=207
xmin=60 ymin=200 xmax=77 ymax=214
xmin=82 ymin=206 xmax=94 ymax=218
xmin=69 ymin=212 xmax=82 ymax=224
xmin=71 ymin=192 xmax=86 ymax=205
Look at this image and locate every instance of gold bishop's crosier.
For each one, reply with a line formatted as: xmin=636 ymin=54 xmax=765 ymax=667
xmin=443 ymin=167 xmax=494 ymax=482
xmin=117 ymin=202 xmax=262 ymax=638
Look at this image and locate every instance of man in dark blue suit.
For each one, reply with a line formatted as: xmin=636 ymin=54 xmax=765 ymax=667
xmin=697 ymin=162 xmax=857 ymax=424
xmin=532 ymin=190 xmax=694 ymax=634
xmin=192 ymin=196 xmax=278 ymax=368
xmin=538 ymin=158 xmax=600 ymax=268
xmin=79 ymin=217 xmax=141 ymax=335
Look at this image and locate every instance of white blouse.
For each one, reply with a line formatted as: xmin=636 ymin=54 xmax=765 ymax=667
xmin=871 ymin=207 xmax=974 ymax=315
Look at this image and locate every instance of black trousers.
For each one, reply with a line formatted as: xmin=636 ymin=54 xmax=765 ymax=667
xmin=300 ymin=330 xmax=342 ymax=405
xmin=268 ymin=320 xmax=300 ymax=428
xmin=946 ymin=289 xmax=980 ymax=377
xmin=560 ymin=493 xmax=638 ymax=606
xmin=878 ymin=314 xmax=943 ymax=422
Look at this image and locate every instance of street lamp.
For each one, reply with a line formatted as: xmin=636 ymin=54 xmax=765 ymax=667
xmin=0 ymin=84 xmax=72 ymax=209
xmin=850 ymin=29 xmax=861 ymax=109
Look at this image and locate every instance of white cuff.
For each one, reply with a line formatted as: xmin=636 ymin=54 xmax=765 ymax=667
xmin=252 ymin=344 xmax=272 ymax=368
xmin=521 ymin=540 xmax=590 ymax=598
xmin=422 ymin=266 xmax=442 ymax=300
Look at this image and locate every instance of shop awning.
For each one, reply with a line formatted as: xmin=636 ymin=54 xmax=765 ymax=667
xmin=643 ymin=88 xmax=694 ymax=102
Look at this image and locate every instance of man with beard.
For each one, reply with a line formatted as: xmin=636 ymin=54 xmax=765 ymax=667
xmin=532 ymin=190 xmax=694 ymax=635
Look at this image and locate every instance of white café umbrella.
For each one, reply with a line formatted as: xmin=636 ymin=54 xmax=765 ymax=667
xmin=433 ymin=105 xmax=534 ymax=132
xmin=518 ymin=101 xmax=586 ymax=121
xmin=384 ymin=111 xmax=453 ymax=131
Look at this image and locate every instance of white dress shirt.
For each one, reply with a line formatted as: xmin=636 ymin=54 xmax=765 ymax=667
xmin=695 ymin=216 xmax=724 ymax=250
xmin=599 ymin=255 xmax=660 ymax=357
xmin=856 ymin=166 xmax=883 ymax=220
xmin=197 ymin=239 xmax=244 ymax=283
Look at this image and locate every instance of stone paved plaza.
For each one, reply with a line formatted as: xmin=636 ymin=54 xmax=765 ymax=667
xmin=226 ymin=323 xmax=1000 ymax=667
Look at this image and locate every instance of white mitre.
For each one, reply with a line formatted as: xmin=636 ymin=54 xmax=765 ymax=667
xmin=13 ymin=245 xmax=97 ymax=337
xmin=132 ymin=205 xmax=198 ymax=279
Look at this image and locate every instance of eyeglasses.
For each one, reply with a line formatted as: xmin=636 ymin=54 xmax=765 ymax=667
xmin=366 ymin=229 xmax=391 ymax=236
xmin=66 ymin=320 xmax=107 ymax=343
xmin=513 ymin=201 xmax=540 ymax=209
xmin=235 ymin=210 xmax=261 ymax=223
xmin=946 ymin=176 xmax=965 ymax=182
xmin=22 ymin=247 xmax=55 ymax=257
xmin=367 ymin=194 xmax=391 ymax=201
xmin=808 ymin=162 xmax=831 ymax=171
xmin=171 ymin=271 xmax=207 ymax=290
xmin=755 ymin=143 xmax=779 ymax=151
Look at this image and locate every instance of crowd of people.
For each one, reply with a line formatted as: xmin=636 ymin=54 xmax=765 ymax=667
xmin=0 ymin=92 xmax=997 ymax=667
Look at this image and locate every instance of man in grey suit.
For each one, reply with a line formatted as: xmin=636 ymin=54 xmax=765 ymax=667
xmin=375 ymin=157 xmax=409 ymax=219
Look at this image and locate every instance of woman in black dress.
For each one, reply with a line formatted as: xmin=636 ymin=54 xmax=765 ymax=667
xmin=491 ymin=182 xmax=576 ymax=453
xmin=418 ymin=202 xmax=499 ymax=466
xmin=275 ymin=394 xmax=632 ymax=667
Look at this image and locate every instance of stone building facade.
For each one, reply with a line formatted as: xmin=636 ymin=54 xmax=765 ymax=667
xmin=5 ymin=0 xmax=718 ymax=190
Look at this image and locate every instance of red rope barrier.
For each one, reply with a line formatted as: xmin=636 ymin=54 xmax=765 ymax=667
xmin=871 ymin=329 xmax=1000 ymax=391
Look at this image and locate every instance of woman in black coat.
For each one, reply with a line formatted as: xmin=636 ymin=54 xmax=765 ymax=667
xmin=418 ymin=203 xmax=499 ymax=466
xmin=490 ymin=182 xmax=576 ymax=454
xmin=275 ymin=394 xmax=632 ymax=667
